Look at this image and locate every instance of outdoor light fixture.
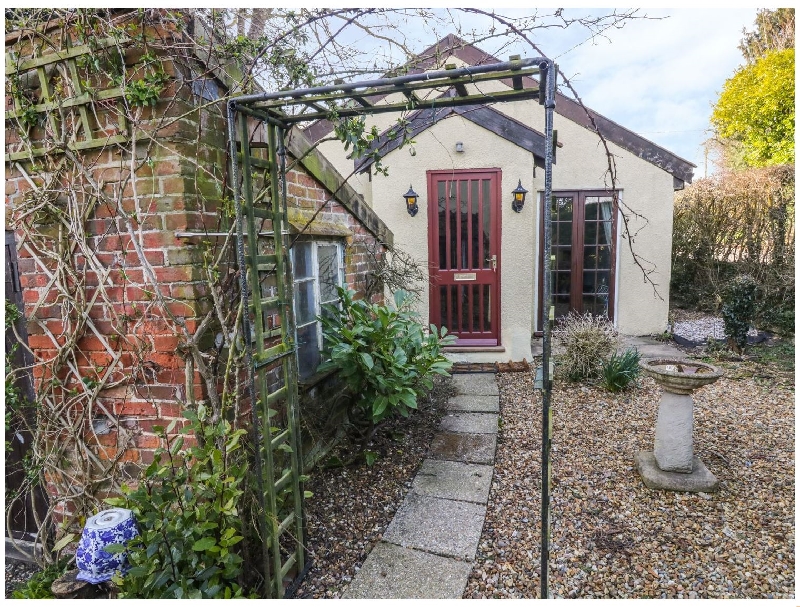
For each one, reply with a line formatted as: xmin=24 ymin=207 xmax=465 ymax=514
xmin=404 ymin=185 xmax=419 ymax=217
xmin=455 ymin=141 xmax=464 ymax=153
xmin=512 ymin=179 xmax=528 ymax=213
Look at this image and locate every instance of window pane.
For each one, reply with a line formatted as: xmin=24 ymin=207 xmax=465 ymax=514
xmin=297 ymin=323 xmax=321 ymax=379
xmin=317 ymin=244 xmax=340 ymax=303
xmin=585 ymin=221 xmax=597 ymax=246
xmin=293 ymin=242 xmax=313 ymax=279
xmin=294 ymin=280 xmax=316 ymax=325
xmin=482 ymin=180 xmax=491 ymax=269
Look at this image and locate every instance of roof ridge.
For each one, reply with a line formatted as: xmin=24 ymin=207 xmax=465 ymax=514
xmin=305 ymin=33 xmax=694 ymax=183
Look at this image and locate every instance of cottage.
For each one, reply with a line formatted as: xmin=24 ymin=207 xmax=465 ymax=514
xmin=307 ymin=34 xmax=696 ymax=363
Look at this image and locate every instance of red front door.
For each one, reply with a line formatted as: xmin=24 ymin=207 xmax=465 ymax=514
xmin=428 ymin=169 xmax=501 ymax=346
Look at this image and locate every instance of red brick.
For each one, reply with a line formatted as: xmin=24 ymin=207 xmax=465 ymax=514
xmin=142 ymin=250 xmax=165 ymax=266
xmin=159 ymin=403 xmax=185 ymax=418
xmin=27 ymin=334 xmax=58 ymax=349
xmin=155 ymin=266 xmax=196 ymax=283
xmin=114 ymin=402 xmax=158 ymax=417
xmin=132 ymin=385 xmax=178 ymax=400
xmin=135 ymin=433 xmax=162 ymax=449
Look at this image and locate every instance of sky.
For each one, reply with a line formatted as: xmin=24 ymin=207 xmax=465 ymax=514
xmin=4 ymin=5 xmax=759 ymax=179
xmin=429 ymin=7 xmax=759 ymax=179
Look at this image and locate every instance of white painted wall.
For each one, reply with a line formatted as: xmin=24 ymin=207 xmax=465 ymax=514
xmin=368 ymin=117 xmax=537 ymax=363
xmin=314 ymin=58 xmax=677 ymax=361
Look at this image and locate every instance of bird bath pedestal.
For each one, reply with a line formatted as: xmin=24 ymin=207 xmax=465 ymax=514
xmin=635 ymin=358 xmax=723 ymax=492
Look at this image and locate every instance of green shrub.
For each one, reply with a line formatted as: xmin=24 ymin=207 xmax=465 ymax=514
xmin=106 ymin=405 xmax=248 ymax=599
xmin=553 ymin=313 xmax=620 ymax=381
xmin=318 ymin=288 xmax=455 ymax=425
xmin=721 ymin=274 xmax=758 ymax=352
xmin=10 ymin=559 xmax=69 ymax=599
xmin=601 ymin=348 xmax=641 ymax=392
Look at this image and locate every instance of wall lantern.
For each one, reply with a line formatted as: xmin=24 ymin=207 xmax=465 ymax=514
xmin=404 ymin=185 xmax=419 ymax=217
xmin=511 ymin=180 xmax=528 ymax=213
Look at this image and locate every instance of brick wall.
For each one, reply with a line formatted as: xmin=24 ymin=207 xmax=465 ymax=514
xmin=6 ymin=23 xmax=388 ymax=523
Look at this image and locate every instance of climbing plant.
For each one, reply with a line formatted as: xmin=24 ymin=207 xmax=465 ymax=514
xmin=4 ymin=8 xmax=656 ymax=593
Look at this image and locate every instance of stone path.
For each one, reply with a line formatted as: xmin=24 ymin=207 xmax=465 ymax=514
xmin=342 ymin=373 xmax=498 ymax=599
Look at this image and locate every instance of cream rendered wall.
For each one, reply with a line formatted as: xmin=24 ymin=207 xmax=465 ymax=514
xmin=314 ymin=55 xmax=675 ymax=356
xmin=525 ymin=113 xmax=674 ymax=336
xmin=368 ymin=116 xmax=536 ymax=363
xmin=312 ymin=54 xmax=470 ymax=205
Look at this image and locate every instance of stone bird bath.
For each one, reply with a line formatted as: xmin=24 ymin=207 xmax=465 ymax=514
xmin=635 ymin=358 xmax=723 ymax=492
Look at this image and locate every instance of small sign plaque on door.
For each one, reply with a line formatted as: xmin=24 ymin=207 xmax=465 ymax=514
xmin=453 ymin=273 xmax=477 ymax=281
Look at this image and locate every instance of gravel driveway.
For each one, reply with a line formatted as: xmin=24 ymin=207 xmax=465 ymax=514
xmin=465 ymin=370 xmax=794 ymax=599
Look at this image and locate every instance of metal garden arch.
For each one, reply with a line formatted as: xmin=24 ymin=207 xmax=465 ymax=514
xmin=226 ymin=56 xmax=556 ymax=598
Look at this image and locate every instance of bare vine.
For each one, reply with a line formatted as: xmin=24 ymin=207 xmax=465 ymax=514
xmin=4 ymin=8 xmax=661 ymax=567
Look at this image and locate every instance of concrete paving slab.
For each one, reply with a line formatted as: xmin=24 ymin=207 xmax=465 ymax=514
xmin=383 ymin=492 xmax=486 ymax=560
xmin=452 ymin=373 xmax=499 ymax=396
xmin=412 ymin=459 xmax=493 ymax=503
xmin=440 ymin=412 xmax=498 ymax=434
xmin=623 ymin=336 xmax=689 ymax=360
xmin=342 ymin=542 xmax=472 ymax=599
xmin=531 ymin=334 xmax=687 ymax=359
xmin=447 ymin=394 xmax=499 ymax=413
xmin=430 ymin=432 xmax=497 ymax=464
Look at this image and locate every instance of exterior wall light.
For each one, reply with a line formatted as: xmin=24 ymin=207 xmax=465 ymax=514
xmin=512 ymin=179 xmax=528 ymax=213
xmin=404 ymin=185 xmax=419 ymax=217
xmin=455 ymin=141 xmax=464 ymax=153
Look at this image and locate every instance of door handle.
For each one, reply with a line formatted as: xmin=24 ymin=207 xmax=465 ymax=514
xmin=486 ymin=254 xmax=497 ymax=272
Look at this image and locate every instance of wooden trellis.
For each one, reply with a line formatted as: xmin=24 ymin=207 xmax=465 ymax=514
xmin=5 ymin=36 xmax=130 ymax=161
xmin=227 ymin=56 xmax=556 ymax=598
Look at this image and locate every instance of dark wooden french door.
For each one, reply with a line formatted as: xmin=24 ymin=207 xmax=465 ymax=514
xmin=428 ymin=169 xmax=501 ymax=346
xmin=539 ymin=191 xmax=617 ymax=323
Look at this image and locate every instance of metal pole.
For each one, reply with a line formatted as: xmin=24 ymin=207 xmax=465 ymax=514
xmin=540 ymin=59 xmax=556 ymax=600
xmin=226 ymin=101 xmax=272 ymax=594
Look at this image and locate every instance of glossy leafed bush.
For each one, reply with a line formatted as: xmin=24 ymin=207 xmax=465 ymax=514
xmin=318 ymin=288 xmax=455 ymax=424
xmin=106 ymin=405 xmax=248 ymax=599
xmin=721 ymin=274 xmax=758 ymax=352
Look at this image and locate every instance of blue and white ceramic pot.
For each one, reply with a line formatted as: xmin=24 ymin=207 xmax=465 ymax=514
xmin=75 ymin=508 xmax=140 ymax=583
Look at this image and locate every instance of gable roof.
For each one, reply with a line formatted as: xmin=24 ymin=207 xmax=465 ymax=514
xmin=305 ymin=34 xmax=695 ymax=185
xmin=354 ymin=90 xmax=553 ymax=173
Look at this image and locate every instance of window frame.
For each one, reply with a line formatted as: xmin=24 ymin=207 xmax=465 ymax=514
xmin=292 ymin=239 xmax=345 ymax=379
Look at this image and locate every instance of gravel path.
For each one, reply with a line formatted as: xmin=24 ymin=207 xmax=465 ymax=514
xmin=5 ymin=560 xmax=40 ymax=597
xmin=465 ymin=369 xmax=794 ymax=599
xmin=295 ymin=377 xmax=452 ymax=598
xmin=670 ymin=309 xmax=763 ymax=344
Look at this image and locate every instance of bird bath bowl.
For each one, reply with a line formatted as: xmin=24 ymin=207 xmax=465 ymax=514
xmin=635 ymin=358 xmax=723 ymax=493
xmin=639 ymin=359 xmax=723 ymax=395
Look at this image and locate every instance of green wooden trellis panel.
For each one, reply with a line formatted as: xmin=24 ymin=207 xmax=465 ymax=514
xmin=228 ymin=112 xmax=306 ymax=599
xmin=5 ymin=36 xmax=130 ymax=161
xmin=227 ymin=55 xmax=555 ymax=598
